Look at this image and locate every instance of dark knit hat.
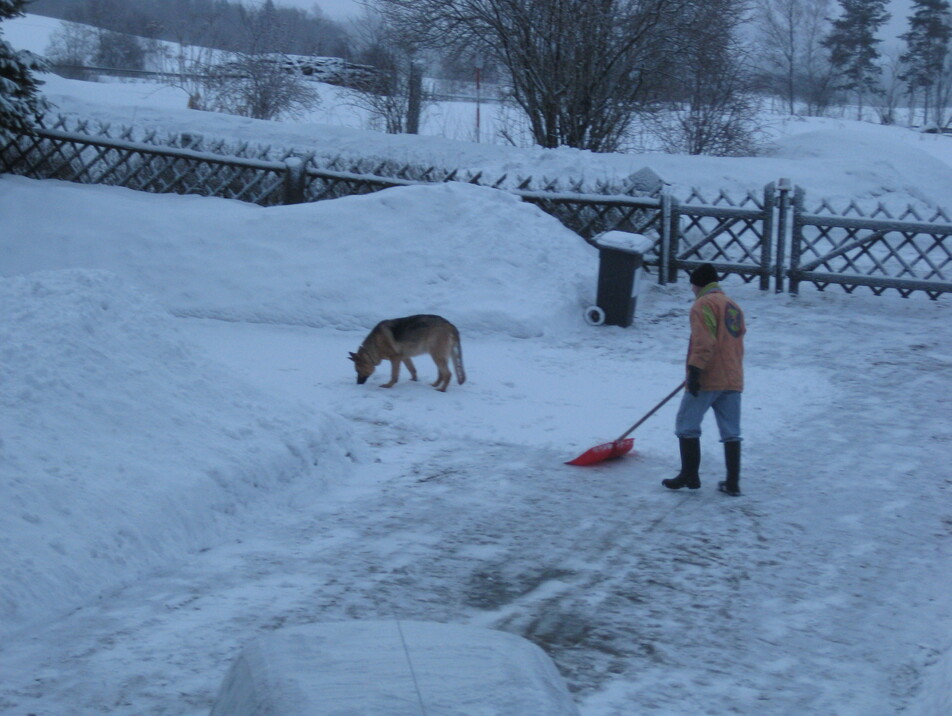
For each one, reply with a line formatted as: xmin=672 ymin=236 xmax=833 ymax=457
xmin=690 ymin=263 xmax=719 ymax=287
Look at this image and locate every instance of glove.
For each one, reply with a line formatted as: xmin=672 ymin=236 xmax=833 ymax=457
xmin=686 ymin=365 xmax=701 ymax=397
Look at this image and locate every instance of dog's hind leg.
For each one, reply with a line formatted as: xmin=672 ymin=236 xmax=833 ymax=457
xmin=431 ymin=354 xmax=452 ymax=391
xmin=403 ymin=357 xmax=418 ymax=381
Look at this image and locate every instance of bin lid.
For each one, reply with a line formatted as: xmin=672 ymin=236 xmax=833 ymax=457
xmin=625 ymin=166 xmax=665 ymax=194
xmin=594 ymin=231 xmax=654 ymax=254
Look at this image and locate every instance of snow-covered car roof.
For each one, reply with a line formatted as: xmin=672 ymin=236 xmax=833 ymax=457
xmin=210 ymin=620 xmax=580 ymax=716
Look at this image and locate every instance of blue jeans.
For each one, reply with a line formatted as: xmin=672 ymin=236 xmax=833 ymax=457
xmin=675 ymin=390 xmax=742 ymax=442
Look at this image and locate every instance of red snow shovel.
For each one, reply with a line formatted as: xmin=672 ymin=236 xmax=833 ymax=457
xmin=566 ymin=382 xmax=686 ymax=466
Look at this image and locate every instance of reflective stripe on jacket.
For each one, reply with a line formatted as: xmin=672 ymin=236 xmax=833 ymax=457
xmin=686 ymin=283 xmax=745 ymax=391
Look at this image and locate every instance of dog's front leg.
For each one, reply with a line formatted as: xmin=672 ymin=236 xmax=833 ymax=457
xmin=403 ymin=357 xmax=418 ymax=381
xmin=381 ymin=358 xmax=400 ymax=388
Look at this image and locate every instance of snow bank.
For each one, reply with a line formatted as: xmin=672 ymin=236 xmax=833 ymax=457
xmin=209 ymin=621 xmax=581 ymax=716
xmin=0 ymin=176 xmax=597 ymax=338
xmin=0 ymin=269 xmax=356 ymax=638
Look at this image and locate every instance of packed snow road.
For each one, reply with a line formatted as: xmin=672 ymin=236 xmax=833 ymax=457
xmin=1 ymin=285 xmax=949 ymax=716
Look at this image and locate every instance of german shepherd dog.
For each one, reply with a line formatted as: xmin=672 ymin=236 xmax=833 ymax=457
xmin=349 ymin=315 xmax=466 ymax=391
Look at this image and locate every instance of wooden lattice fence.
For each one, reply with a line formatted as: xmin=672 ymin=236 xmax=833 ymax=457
xmin=674 ymin=185 xmax=778 ymax=291
xmin=790 ymin=189 xmax=952 ymax=299
xmin=2 ymin=116 xmax=951 ymax=299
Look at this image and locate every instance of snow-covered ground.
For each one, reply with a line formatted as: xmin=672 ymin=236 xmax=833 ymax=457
xmin=2 ymin=13 xmax=952 ymax=716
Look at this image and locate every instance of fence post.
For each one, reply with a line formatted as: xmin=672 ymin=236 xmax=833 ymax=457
xmin=667 ymin=194 xmax=681 ymax=284
xmin=788 ymin=186 xmax=805 ymax=296
xmin=760 ymin=181 xmax=776 ymax=292
xmin=283 ymin=156 xmax=305 ymax=205
xmin=775 ymin=178 xmax=792 ymax=293
xmin=659 ymin=192 xmax=672 ymax=285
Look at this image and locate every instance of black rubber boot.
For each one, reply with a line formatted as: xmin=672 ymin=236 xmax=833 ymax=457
xmin=718 ymin=440 xmax=742 ymax=496
xmin=662 ymin=437 xmax=701 ymax=490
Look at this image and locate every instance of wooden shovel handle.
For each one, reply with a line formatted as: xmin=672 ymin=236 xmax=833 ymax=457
xmin=616 ymin=381 xmax=686 ymax=441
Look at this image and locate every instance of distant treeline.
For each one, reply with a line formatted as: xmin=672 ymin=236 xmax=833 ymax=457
xmin=25 ymin=0 xmax=355 ymax=60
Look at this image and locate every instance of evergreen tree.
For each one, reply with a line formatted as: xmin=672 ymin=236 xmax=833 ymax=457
xmin=822 ymin=0 xmax=890 ymax=118
xmin=0 ymin=0 xmax=50 ymax=137
xmin=899 ymin=0 xmax=952 ymax=124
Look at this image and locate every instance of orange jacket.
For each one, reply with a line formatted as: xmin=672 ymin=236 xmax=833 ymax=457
xmin=686 ymin=283 xmax=746 ymax=391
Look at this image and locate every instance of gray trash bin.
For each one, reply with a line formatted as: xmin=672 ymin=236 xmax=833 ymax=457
xmin=588 ymin=231 xmax=654 ymax=328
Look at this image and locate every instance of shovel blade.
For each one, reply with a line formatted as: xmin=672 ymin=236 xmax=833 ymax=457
xmin=565 ymin=438 xmax=634 ymax=466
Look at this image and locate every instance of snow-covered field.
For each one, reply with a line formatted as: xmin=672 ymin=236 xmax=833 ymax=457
xmin=2 ymin=13 xmax=952 ymax=716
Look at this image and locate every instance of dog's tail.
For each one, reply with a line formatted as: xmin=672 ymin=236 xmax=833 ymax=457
xmin=452 ymin=329 xmax=466 ymax=385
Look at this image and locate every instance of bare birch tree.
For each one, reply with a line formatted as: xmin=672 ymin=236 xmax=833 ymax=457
xmin=347 ymin=8 xmax=428 ymax=134
xmin=44 ymin=21 xmax=97 ymax=77
xmin=753 ymin=0 xmax=832 ymax=114
xmin=197 ymin=1 xmax=319 ymax=121
xmin=874 ymin=45 xmax=905 ymax=124
xmin=649 ymin=0 xmax=762 ymax=155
